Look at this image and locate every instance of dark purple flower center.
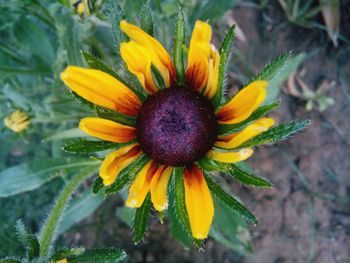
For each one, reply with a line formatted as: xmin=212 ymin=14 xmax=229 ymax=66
xmin=136 ymin=86 xmax=218 ymax=166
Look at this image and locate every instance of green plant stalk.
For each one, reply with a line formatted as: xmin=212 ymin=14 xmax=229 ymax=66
xmin=39 ymin=166 xmax=98 ymax=257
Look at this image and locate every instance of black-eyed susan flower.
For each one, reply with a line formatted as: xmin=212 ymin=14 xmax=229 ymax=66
xmin=61 ymin=14 xmax=309 ymax=242
xmin=4 ymin=110 xmax=30 ymax=133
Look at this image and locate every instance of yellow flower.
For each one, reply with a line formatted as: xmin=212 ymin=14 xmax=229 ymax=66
xmin=4 ymin=110 xmax=30 ymax=133
xmin=61 ymin=20 xmax=273 ymax=240
xmin=56 ymin=259 xmax=68 ymax=263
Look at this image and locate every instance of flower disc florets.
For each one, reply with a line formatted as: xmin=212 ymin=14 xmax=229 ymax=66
xmin=137 ymin=86 xmax=218 ymax=166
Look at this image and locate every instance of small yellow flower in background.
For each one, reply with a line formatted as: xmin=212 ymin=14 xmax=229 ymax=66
xmin=4 ymin=110 xmax=30 ymax=133
xmin=56 ymin=258 xmax=68 ymax=263
xmin=72 ymin=0 xmax=91 ymax=16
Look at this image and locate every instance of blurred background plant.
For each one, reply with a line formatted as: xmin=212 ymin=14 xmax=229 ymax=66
xmin=1 ymin=0 xmax=349 ymax=262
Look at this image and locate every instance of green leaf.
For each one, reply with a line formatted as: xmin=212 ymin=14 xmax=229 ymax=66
xmin=151 ymin=64 xmax=166 ymax=90
xmin=197 ymin=158 xmax=272 ymax=188
xmin=15 ymin=220 xmax=40 ymax=260
xmin=58 ymin=191 xmax=105 ymax=235
xmin=95 ymin=106 xmax=137 ymax=127
xmin=70 ymin=248 xmax=126 ymax=263
xmin=50 ymin=248 xmax=85 ymax=262
xmin=133 ymin=192 xmax=151 ymax=244
xmin=43 ymin=128 xmax=87 ymax=142
xmin=92 ymin=177 xmax=104 ymax=194
xmin=13 ymin=17 xmax=55 ymax=66
xmin=0 ymin=158 xmax=99 ymax=197
xmin=253 ymin=52 xmax=306 ymax=104
xmin=204 ymin=175 xmax=257 ymax=224
xmin=191 ymin=0 xmax=240 ymax=22
xmin=218 ymin=102 xmax=280 ymax=136
xmin=140 ymin=0 xmax=154 ymax=35
xmin=227 ymin=165 xmax=273 ymax=188
xmin=173 ymin=9 xmax=185 ymax=84
xmin=240 ymin=120 xmax=311 ymax=148
xmin=82 ymin=51 xmax=146 ymax=102
xmin=212 ymin=25 xmax=236 ymax=107
xmin=168 ymin=176 xmax=192 ymax=248
xmin=104 ymin=154 xmax=150 ymax=195
xmin=109 ymin=0 xmax=126 ymax=49
xmin=62 ymin=139 xmax=134 ymax=154
xmin=39 ymin=168 xmax=98 ymax=257
xmin=210 ymin=197 xmax=253 ymax=253
xmin=0 ymin=258 xmax=21 ymax=263
xmin=172 ymin=167 xmax=202 ymax=247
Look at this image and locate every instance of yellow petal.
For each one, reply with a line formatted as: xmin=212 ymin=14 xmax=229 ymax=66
xmin=207 ymin=148 xmax=254 ymax=163
xmin=216 ymin=80 xmax=268 ymax=124
xmin=100 ymin=144 xmax=141 ymax=186
xmin=150 ymin=166 xmax=173 ymax=211
xmin=126 ymin=160 xmax=158 ymax=208
xmin=186 ymin=20 xmax=212 ymax=91
xmin=79 ymin=117 xmax=136 ymax=143
xmin=184 ymin=165 xmax=214 ymax=239
xmin=60 ymin=66 xmax=141 ymax=116
xmin=204 ymin=46 xmax=220 ymax=99
xmin=4 ymin=110 xmax=30 ymax=132
xmin=216 ymin=118 xmax=275 ymax=149
xmin=120 ymin=20 xmax=175 ymax=88
xmin=120 ymin=41 xmax=158 ymax=94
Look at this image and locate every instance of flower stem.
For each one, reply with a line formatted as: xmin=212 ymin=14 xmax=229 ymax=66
xmin=38 ymin=166 xmax=98 ymax=258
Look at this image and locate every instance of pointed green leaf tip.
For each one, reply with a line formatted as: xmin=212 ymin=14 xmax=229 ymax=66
xmin=204 ymin=175 xmax=257 ymax=224
xmin=15 ymin=220 xmax=40 ymax=260
xmin=212 ymin=24 xmax=236 ymax=108
xmin=240 ymin=119 xmax=311 ymax=148
xmin=133 ymin=192 xmax=152 ymax=244
xmin=140 ymin=0 xmax=154 ymax=36
xmin=173 ymin=8 xmax=185 ymax=84
xmin=253 ymin=52 xmax=305 ymax=104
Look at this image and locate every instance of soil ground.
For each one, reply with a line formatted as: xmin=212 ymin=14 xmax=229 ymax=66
xmin=61 ymin=3 xmax=350 ymax=263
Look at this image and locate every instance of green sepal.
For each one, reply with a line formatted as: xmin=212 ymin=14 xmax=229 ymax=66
xmin=92 ymin=176 xmax=104 ymax=194
xmin=172 ymin=167 xmax=203 ymax=248
xmin=62 ymin=139 xmax=136 ymax=154
xmin=0 ymin=257 xmax=21 ymax=263
xmin=133 ymin=192 xmax=152 ymax=244
xmin=218 ymin=102 xmax=280 ymax=136
xmin=53 ymin=248 xmax=126 ymax=263
xmin=251 ymin=52 xmax=305 ymax=104
xmin=15 ymin=220 xmax=40 ymax=260
xmin=140 ymin=0 xmax=154 ymax=36
xmin=211 ymin=25 xmax=236 ymax=108
xmin=151 ymin=64 xmax=166 ymax=90
xmin=204 ymin=174 xmax=257 ymax=224
xmin=197 ymin=158 xmax=272 ymax=188
xmin=173 ymin=8 xmax=185 ymax=84
xmin=82 ymin=51 xmax=146 ymax=102
xmin=227 ymin=165 xmax=273 ymax=188
xmin=104 ymin=154 xmax=150 ymax=195
xmin=239 ymin=120 xmax=311 ymax=148
xmin=70 ymin=92 xmax=137 ymax=127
